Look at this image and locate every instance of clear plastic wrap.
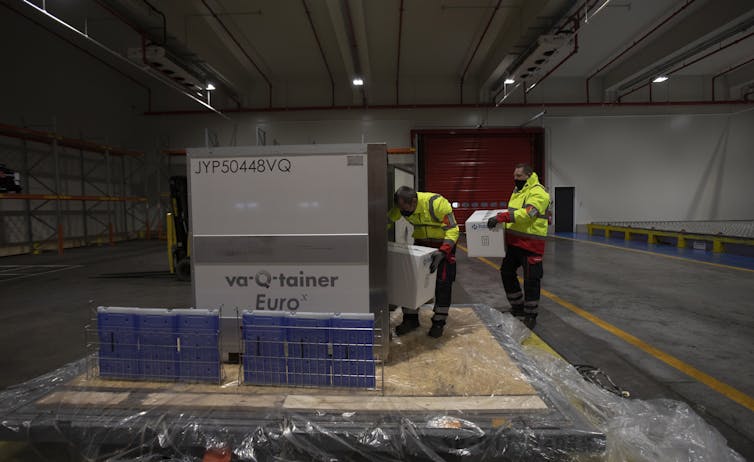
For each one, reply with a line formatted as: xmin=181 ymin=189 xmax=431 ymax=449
xmin=0 ymin=304 xmax=743 ymax=461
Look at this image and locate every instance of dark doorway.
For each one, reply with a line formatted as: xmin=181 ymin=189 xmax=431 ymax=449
xmin=554 ymin=187 xmax=575 ymax=233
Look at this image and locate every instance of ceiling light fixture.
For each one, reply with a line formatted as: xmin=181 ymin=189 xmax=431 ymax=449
xmin=352 ymin=77 xmax=364 ymax=86
xmin=504 ymin=78 xmax=515 ymax=85
xmin=206 ymin=83 xmax=216 ymax=91
xmin=653 ymin=75 xmax=669 ymax=83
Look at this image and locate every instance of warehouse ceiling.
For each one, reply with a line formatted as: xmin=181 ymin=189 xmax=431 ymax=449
xmin=7 ymin=0 xmax=754 ymax=110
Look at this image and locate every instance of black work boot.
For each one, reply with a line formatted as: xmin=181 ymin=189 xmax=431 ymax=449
xmin=510 ymin=304 xmax=525 ymax=317
xmin=395 ymin=313 xmax=420 ymax=336
xmin=523 ymin=315 xmax=537 ymax=330
xmin=428 ymin=320 xmax=445 ymax=338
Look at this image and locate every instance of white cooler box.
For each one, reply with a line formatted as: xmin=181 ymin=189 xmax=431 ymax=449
xmin=387 ymin=243 xmax=436 ymax=309
xmin=465 ymin=210 xmax=506 ymax=257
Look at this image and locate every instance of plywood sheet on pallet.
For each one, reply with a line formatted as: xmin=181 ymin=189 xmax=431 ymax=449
xmin=141 ymin=392 xmax=284 ymax=409
xmin=36 ymin=391 xmax=130 ymax=408
xmin=385 ymin=307 xmax=536 ymax=396
xmin=35 ymin=391 xmax=546 ymax=413
xmin=283 ymin=394 xmax=547 ymax=412
xmin=54 ymin=307 xmax=538 ymax=409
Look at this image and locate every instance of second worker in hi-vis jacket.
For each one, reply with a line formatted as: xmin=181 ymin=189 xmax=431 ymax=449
xmin=488 ymin=163 xmax=551 ymax=329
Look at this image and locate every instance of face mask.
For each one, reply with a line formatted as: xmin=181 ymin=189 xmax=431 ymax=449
xmin=400 ymin=209 xmax=414 ymax=217
xmin=515 ymin=179 xmax=527 ymax=190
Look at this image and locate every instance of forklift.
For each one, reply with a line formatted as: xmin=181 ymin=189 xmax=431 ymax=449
xmin=166 ymin=176 xmax=191 ymax=281
xmin=0 ymin=164 xmax=22 ymax=193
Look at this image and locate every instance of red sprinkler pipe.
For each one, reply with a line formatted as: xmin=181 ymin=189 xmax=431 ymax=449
xmin=586 ymin=0 xmax=695 ymax=102
xmin=501 ymin=0 xmax=596 ymax=102
xmin=302 ymin=0 xmax=334 ymax=106
xmin=526 ymin=34 xmax=578 ymax=95
xmin=619 ymin=29 xmax=754 ymax=101
xmin=712 ymin=56 xmax=754 ymax=101
xmin=200 ymin=0 xmax=273 ymax=108
xmin=459 ymin=0 xmax=503 ymax=104
xmin=143 ymin=98 xmax=753 ymax=116
xmin=3 ymin=2 xmax=152 ymax=111
xmin=396 ymin=0 xmax=404 ymax=104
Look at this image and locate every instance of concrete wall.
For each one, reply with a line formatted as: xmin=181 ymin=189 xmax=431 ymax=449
xmin=546 ymin=109 xmax=754 ymax=224
xmin=145 ymin=104 xmax=754 ymax=228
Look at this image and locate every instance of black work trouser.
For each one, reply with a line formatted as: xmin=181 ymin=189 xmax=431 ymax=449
xmin=500 ymin=244 xmax=543 ymax=317
xmin=402 ymin=245 xmax=456 ymax=323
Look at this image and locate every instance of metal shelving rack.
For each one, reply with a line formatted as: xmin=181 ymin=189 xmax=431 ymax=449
xmin=0 ymin=122 xmax=149 ymax=255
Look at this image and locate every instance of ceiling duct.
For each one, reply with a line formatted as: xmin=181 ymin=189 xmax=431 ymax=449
xmin=508 ymin=34 xmax=571 ymax=82
xmin=128 ymin=45 xmax=205 ymax=93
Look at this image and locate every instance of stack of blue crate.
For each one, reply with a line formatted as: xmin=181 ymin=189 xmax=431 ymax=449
xmin=174 ymin=308 xmax=221 ymax=382
xmin=96 ymin=307 xmax=221 ymax=383
xmin=97 ymin=307 xmax=140 ymax=380
xmin=287 ymin=313 xmax=332 ymax=387
xmin=240 ymin=311 xmax=376 ymax=389
xmin=243 ymin=311 xmax=287 ymax=385
xmin=331 ymin=313 xmax=376 ymax=388
xmin=138 ymin=308 xmax=179 ymax=381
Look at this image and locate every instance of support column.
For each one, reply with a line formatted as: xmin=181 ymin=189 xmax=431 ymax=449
xmin=52 ymin=136 xmax=63 ymax=256
xmin=106 ymin=150 xmax=114 ymax=245
xmin=21 ymin=135 xmax=33 ymax=252
xmin=712 ymin=239 xmax=724 ymax=253
xmin=79 ymin=144 xmax=88 ymax=246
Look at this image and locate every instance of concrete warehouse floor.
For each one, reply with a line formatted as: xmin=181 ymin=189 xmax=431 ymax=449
xmin=0 ymin=237 xmax=752 ymax=461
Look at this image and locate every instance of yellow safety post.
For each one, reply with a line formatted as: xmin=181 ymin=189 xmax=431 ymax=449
xmin=677 ymin=235 xmax=686 ymax=248
xmin=625 ymin=231 xmax=631 ymax=241
xmin=648 ymin=233 xmax=657 ymax=245
xmin=587 ymin=224 xmax=594 ymax=236
xmin=713 ymin=239 xmax=724 ymax=253
xmin=604 ymin=228 xmax=611 ymax=239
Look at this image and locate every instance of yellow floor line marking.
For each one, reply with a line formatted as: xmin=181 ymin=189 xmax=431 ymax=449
xmin=552 ymin=235 xmax=754 ymax=274
xmin=457 ymin=243 xmax=754 ymax=413
xmin=522 ymin=333 xmax=563 ymax=360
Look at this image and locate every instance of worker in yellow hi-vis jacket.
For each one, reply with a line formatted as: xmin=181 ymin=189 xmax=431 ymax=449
xmin=388 ymin=186 xmax=459 ymax=338
xmin=488 ymin=163 xmax=550 ymax=329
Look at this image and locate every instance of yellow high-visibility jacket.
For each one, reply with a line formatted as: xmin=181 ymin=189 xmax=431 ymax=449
xmin=388 ymin=192 xmax=459 ymax=251
xmin=505 ymin=172 xmax=550 ymax=254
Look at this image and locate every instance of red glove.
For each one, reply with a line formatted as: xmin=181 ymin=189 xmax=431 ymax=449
xmin=439 ymin=242 xmax=456 ymax=264
xmin=496 ymin=210 xmax=512 ymax=223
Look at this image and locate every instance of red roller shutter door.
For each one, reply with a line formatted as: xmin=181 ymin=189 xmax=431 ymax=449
xmin=422 ymin=132 xmax=542 ymax=230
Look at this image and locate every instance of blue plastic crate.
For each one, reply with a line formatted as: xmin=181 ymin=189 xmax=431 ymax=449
xmin=137 ymin=309 xmax=179 ymax=381
xmin=97 ymin=307 xmax=140 ymax=379
xmin=176 ymin=308 xmax=221 ymax=332
xmin=242 ymin=311 xmax=287 ymax=385
xmin=331 ymin=314 xmax=375 ymax=388
xmin=174 ymin=309 xmax=221 ymax=382
xmin=286 ymin=313 xmax=331 ymax=387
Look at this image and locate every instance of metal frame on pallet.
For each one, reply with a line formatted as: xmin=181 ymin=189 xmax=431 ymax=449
xmin=85 ymin=312 xmax=385 ymax=391
xmin=85 ymin=324 xmax=225 ymax=385
xmin=0 ymin=122 xmax=150 ymax=254
xmin=0 ymin=305 xmax=605 ymax=459
xmin=239 ymin=322 xmax=385 ymax=393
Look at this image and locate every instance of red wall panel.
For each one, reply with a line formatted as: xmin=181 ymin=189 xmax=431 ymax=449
xmin=421 ymin=132 xmax=541 ymax=229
